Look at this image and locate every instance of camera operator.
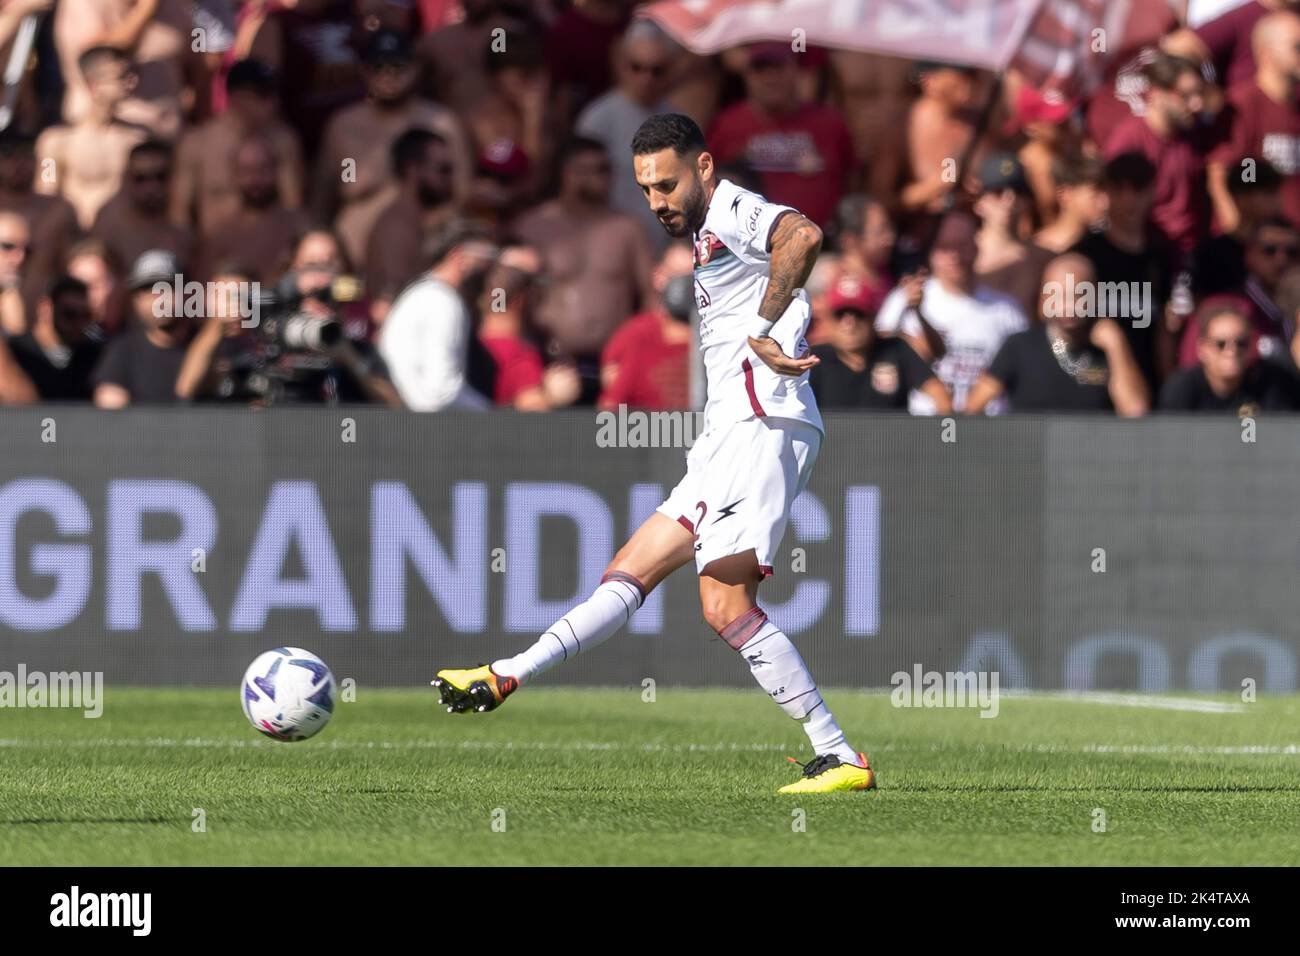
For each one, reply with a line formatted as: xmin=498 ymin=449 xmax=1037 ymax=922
xmin=176 ymin=256 xmax=402 ymax=407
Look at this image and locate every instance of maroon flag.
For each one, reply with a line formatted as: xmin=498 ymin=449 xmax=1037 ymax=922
xmin=642 ymin=0 xmax=1133 ymax=96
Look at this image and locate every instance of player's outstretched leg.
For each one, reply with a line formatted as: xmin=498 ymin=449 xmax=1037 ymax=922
xmin=700 ymin=553 xmax=875 ymax=793
xmin=433 ymin=512 xmax=693 ymax=714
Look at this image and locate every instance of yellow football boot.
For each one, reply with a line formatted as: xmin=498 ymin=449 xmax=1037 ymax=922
xmin=777 ymin=752 xmax=876 ymax=794
xmin=431 ymin=664 xmax=518 ymax=714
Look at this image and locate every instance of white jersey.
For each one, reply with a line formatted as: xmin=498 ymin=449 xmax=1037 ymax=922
xmin=692 ymin=178 xmax=823 ymax=434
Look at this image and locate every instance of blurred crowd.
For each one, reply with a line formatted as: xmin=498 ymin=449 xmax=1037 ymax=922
xmin=0 ymin=0 xmax=1297 ymax=415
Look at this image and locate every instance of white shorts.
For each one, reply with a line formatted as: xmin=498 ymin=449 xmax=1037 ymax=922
xmin=657 ymin=416 xmax=821 ymax=577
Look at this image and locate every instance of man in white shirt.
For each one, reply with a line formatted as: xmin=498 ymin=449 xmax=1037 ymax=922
xmin=378 ymin=221 xmax=498 ymax=411
xmin=434 ymin=114 xmax=875 ymax=796
xmin=875 ymin=210 xmax=1028 ymax=413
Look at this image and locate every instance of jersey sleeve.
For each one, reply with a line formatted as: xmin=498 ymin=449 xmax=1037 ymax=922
xmin=711 ymin=185 xmax=798 ymax=265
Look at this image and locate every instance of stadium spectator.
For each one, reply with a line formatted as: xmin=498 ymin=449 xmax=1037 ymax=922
xmin=65 ymin=239 xmax=125 ymax=336
xmin=598 ymin=240 xmax=692 ymax=411
xmin=417 ymin=0 xmax=534 ymax=116
xmin=0 ymin=333 xmax=36 ymax=404
xmin=478 ymin=244 xmax=549 ymax=411
xmin=53 ymin=0 xmax=190 ymax=139
xmin=365 ymin=128 xmax=458 ymax=320
xmin=832 ymin=194 xmax=895 ymax=313
xmin=972 ymin=151 xmax=1056 ymax=322
xmin=543 ymin=0 xmax=630 ymax=127
xmin=1034 ymin=154 xmax=1107 ymax=253
xmin=0 ymin=130 xmax=79 ymax=314
xmin=1006 ymin=85 xmax=1086 ymax=229
xmin=469 ymin=138 xmax=533 ymax=232
xmin=241 ymin=0 xmax=365 ymax=158
xmin=378 ymin=219 xmax=498 ymax=411
xmin=1160 ymin=298 xmax=1300 ymax=411
xmin=92 ymin=249 xmax=192 ymax=407
xmin=462 ymin=28 xmax=549 ymax=175
xmin=1207 ymin=10 xmax=1300 ymax=233
xmin=576 ymin=20 xmax=678 ymax=252
xmin=1193 ymin=160 xmax=1283 ymax=298
xmin=513 ymin=136 xmax=654 ymax=404
xmin=35 ymin=46 xmax=149 ymax=230
xmin=707 ymin=41 xmax=857 ymax=229
xmin=875 ymin=210 xmax=1028 ymax=413
xmin=826 ymin=52 xmax=914 ymax=210
xmin=0 ymin=210 xmax=30 ymax=335
xmin=170 ymin=58 xmax=304 ymax=234
xmin=900 ymin=61 xmax=977 ymax=216
xmin=1180 ymin=215 xmax=1300 ymax=367
xmin=8 ymin=276 xmax=102 ymax=401
xmin=1072 ymin=152 xmax=1173 ymax=394
xmin=196 ymin=135 xmax=312 ymax=283
xmin=92 ymin=139 xmax=195 ymax=278
xmin=1185 ymin=0 xmax=1287 ymax=89
xmin=1104 ymin=52 xmax=1208 ymax=257
xmin=312 ymin=27 xmax=471 ymax=267
xmin=810 ymin=274 xmax=950 ymax=413
xmin=967 ymin=254 xmax=1151 ymax=415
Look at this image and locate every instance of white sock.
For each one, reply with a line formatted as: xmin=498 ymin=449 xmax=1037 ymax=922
xmin=492 ymin=572 xmax=644 ymax=684
xmin=723 ymin=608 xmax=861 ymax=766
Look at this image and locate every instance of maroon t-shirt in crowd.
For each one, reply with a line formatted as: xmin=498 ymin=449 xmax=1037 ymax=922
xmin=1104 ymin=115 xmax=1207 ymax=254
xmin=707 ymin=101 xmax=856 ymax=228
xmin=1195 ymin=0 xmax=1269 ymax=90
xmin=598 ymin=312 xmax=690 ymax=411
xmin=1209 ymin=80 xmax=1300 ymax=228
xmin=480 ymin=334 xmax=544 ymax=406
xmin=545 ymin=7 xmax=629 ymax=112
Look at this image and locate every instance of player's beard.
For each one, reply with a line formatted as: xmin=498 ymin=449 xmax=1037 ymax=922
xmin=658 ymin=178 xmax=706 ymax=238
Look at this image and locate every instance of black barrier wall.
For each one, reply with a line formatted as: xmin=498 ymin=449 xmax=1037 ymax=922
xmin=0 ymin=409 xmax=1296 ymax=690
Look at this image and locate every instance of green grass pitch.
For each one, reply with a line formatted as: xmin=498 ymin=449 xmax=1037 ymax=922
xmin=3 ymin=687 xmax=1299 ymax=865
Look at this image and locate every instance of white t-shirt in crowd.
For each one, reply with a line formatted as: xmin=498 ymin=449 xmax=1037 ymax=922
xmin=378 ymin=275 xmax=489 ymax=412
xmin=875 ymin=277 xmax=1028 ymax=414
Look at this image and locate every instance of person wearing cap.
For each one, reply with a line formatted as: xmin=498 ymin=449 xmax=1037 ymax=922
xmin=707 ymin=41 xmax=857 ymax=229
xmin=1104 ymin=51 xmax=1207 ymax=257
xmin=171 ymin=58 xmax=304 ymax=235
xmin=901 ymin=61 xmax=978 ymax=215
xmin=469 ymin=138 xmax=533 ymax=231
xmin=1005 ymin=85 xmax=1084 ymax=228
xmin=92 ymin=249 xmax=193 ymax=408
xmin=313 ymin=27 xmax=472 ymax=268
xmin=973 ymin=151 xmax=1056 ymax=323
xmin=810 ymin=275 xmax=950 ymax=413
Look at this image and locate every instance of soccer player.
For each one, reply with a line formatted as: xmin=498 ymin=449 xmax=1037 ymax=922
xmin=433 ymin=113 xmax=874 ymax=794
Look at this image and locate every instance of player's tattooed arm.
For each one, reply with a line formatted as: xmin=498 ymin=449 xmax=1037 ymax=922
xmin=757 ymin=211 xmax=822 ymax=327
xmin=747 ymin=212 xmax=823 ymax=376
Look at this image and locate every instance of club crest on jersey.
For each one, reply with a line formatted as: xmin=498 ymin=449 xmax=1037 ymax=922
xmin=694 ymin=231 xmax=725 ymax=267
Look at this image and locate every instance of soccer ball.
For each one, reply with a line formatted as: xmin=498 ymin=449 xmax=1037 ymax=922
xmin=240 ymin=647 xmax=337 ymax=741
